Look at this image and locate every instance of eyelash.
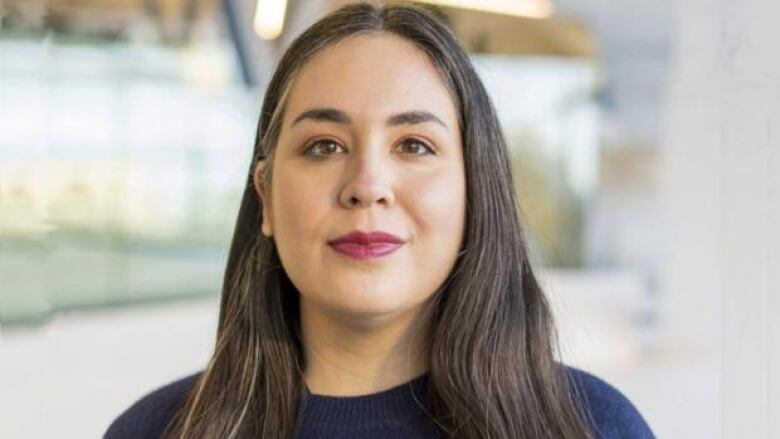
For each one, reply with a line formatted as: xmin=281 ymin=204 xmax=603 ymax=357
xmin=302 ymin=137 xmax=436 ymax=158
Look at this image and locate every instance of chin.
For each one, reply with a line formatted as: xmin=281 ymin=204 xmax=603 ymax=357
xmin=325 ymin=290 xmax=413 ymax=319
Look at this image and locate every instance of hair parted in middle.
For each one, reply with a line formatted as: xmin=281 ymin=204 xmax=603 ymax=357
xmin=162 ymin=3 xmax=596 ymax=438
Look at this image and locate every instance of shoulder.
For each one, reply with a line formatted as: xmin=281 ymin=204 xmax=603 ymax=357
xmin=563 ymin=365 xmax=656 ymax=439
xmin=103 ymin=372 xmax=202 ymax=439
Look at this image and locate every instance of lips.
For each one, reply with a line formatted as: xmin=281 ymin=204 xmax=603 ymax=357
xmin=327 ymin=231 xmax=405 ymax=260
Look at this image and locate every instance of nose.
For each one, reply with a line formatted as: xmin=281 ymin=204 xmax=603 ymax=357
xmin=338 ymin=148 xmax=395 ymax=209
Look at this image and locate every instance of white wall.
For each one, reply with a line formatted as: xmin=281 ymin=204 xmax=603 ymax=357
xmin=661 ymin=0 xmax=780 ymax=437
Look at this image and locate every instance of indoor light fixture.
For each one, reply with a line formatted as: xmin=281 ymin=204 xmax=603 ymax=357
xmin=254 ymin=0 xmax=288 ymax=40
xmin=413 ymin=0 xmax=553 ymax=19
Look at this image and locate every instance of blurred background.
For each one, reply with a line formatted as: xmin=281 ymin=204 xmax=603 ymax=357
xmin=1 ymin=0 xmax=777 ymax=437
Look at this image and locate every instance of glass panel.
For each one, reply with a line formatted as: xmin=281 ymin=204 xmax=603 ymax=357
xmin=0 ymin=1 xmax=256 ymax=325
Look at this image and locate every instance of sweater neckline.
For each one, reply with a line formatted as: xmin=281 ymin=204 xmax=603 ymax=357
xmin=300 ymin=373 xmax=431 ymax=425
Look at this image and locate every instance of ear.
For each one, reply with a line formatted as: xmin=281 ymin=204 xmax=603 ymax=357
xmin=253 ymin=160 xmax=273 ymax=238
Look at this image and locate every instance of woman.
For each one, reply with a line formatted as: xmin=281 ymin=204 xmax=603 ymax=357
xmin=106 ymin=3 xmax=655 ymax=438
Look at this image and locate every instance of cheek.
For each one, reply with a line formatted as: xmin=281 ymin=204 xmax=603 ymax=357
xmin=406 ymin=167 xmax=466 ymax=250
xmin=271 ymin=165 xmax=331 ymax=245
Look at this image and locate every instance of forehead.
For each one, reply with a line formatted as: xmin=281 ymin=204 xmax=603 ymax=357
xmin=282 ymin=32 xmax=458 ymax=127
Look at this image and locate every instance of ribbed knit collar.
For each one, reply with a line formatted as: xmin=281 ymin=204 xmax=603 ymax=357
xmin=300 ymin=373 xmax=431 ymax=427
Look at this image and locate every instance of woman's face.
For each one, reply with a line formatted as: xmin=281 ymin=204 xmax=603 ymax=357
xmin=257 ymin=33 xmax=465 ymax=321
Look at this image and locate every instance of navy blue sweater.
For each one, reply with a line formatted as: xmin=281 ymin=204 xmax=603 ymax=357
xmin=104 ymin=366 xmax=655 ymax=438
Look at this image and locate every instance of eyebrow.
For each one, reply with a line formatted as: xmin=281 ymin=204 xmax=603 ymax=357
xmin=291 ymin=108 xmax=448 ymax=130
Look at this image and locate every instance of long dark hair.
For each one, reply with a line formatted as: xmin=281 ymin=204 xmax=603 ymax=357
xmin=164 ymin=3 xmax=595 ymax=438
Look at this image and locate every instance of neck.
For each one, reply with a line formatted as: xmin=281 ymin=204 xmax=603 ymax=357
xmin=300 ymin=298 xmax=432 ymax=396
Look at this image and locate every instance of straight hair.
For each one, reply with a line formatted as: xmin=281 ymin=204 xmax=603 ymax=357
xmin=164 ymin=2 xmax=596 ymax=438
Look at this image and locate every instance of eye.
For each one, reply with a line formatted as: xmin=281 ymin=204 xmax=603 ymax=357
xmin=396 ymin=138 xmax=435 ymax=156
xmin=303 ymin=139 xmax=346 ymax=157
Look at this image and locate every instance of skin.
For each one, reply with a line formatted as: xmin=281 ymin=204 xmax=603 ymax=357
xmin=253 ymin=33 xmax=466 ymax=396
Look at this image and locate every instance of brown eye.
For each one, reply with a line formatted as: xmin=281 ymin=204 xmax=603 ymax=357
xmin=397 ymin=138 xmax=434 ymax=156
xmin=304 ymin=139 xmax=346 ymax=157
